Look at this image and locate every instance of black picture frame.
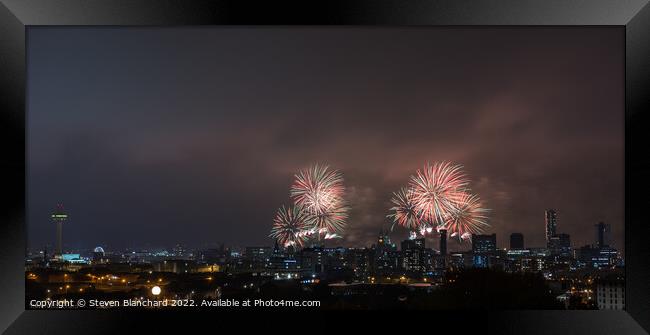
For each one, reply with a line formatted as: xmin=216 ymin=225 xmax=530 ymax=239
xmin=1 ymin=1 xmax=649 ymax=333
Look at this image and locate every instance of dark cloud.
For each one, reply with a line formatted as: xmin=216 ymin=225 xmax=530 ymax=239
xmin=27 ymin=27 xmax=623 ymax=252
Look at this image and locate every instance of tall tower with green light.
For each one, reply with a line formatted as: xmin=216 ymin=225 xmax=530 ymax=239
xmin=51 ymin=204 xmax=68 ymax=258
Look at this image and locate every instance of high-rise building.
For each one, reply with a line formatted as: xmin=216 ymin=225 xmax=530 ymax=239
xmin=472 ymin=234 xmax=496 ymax=268
xmin=545 ymin=209 xmax=557 ymax=247
xmin=510 ymin=233 xmax=524 ymax=249
xmin=345 ymin=248 xmax=371 ymax=277
xmin=472 ymin=234 xmax=497 ymax=254
xmin=401 ymin=238 xmax=426 ymax=272
xmin=439 ymin=229 xmax=448 ymax=255
xmin=371 ymin=228 xmax=398 ymax=275
xmin=548 ymin=233 xmax=571 ymax=257
xmin=51 ymin=204 xmax=68 ymax=258
xmin=595 ymin=222 xmax=611 ymax=248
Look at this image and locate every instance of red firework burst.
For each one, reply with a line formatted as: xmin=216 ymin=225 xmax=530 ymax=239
xmin=387 ymin=188 xmax=421 ymax=230
xmin=408 ymin=162 xmax=469 ymax=225
xmin=290 ymin=164 xmax=345 ymax=215
xmin=443 ymin=192 xmax=490 ymax=241
xmin=306 ymin=202 xmax=349 ymax=236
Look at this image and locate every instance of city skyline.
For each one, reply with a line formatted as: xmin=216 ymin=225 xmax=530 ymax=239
xmin=27 ymin=27 xmax=624 ymax=251
xmin=32 ymin=204 xmax=619 ymax=256
xmin=26 ymin=209 xmax=623 ymax=311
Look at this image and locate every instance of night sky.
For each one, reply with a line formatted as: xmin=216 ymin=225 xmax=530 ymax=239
xmin=27 ymin=27 xmax=624 ymax=253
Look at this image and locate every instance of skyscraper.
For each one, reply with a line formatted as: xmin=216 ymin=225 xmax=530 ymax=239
xmin=595 ymin=222 xmax=611 ymax=248
xmin=373 ymin=229 xmax=398 ymax=275
xmin=548 ymin=233 xmax=571 ymax=257
xmin=439 ymin=229 xmax=448 ymax=255
xmin=545 ymin=209 xmax=557 ymax=248
xmin=51 ymin=204 xmax=68 ymax=258
xmin=510 ymin=233 xmax=524 ymax=249
xmin=401 ymin=238 xmax=426 ymax=272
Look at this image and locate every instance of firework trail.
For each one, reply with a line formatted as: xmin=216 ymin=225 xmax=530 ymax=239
xmin=444 ymin=192 xmax=490 ymax=241
xmin=409 ymin=162 xmax=469 ymax=226
xmin=387 ymin=187 xmax=421 ymax=231
xmin=324 ymin=233 xmax=342 ymax=240
xmin=269 ymin=205 xmax=311 ymax=248
xmin=290 ymin=164 xmax=345 ymax=215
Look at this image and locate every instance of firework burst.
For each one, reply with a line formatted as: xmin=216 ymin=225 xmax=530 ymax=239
xmin=290 ymin=164 xmax=344 ymax=215
xmin=387 ymin=188 xmax=421 ymax=231
xmin=409 ymin=162 xmax=468 ymax=225
xmin=290 ymin=164 xmax=349 ymax=238
xmin=444 ymin=192 xmax=490 ymax=241
xmin=306 ymin=202 xmax=349 ymax=236
xmin=269 ymin=205 xmax=311 ymax=247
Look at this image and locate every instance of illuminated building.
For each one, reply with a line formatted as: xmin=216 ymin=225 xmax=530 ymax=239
xmin=448 ymin=252 xmax=472 ymax=270
xmin=376 ymin=228 xmax=396 ymax=249
xmin=400 ymin=238 xmax=426 ymax=273
xmin=548 ymin=233 xmax=571 ymax=257
xmin=61 ymin=254 xmax=88 ymax=264
xmin=506 ymin=248 xmax=530 ymax=257
xmin=245 ymin=246 xmax=272 ymax=260
xmin=472 ymin=234 xmax=496 ymax=254
xmin=345 ymin=248 xmax=370 ymax=277
xmin=472 ymin=234 xmax=496 ymax=268
xmin=372 ymin=229 xmax=398 ymax=275
xmin=510 ymin=233 xmax=524 ymax=249
xmin=195 ymin=263 xmax=221 ymax=273
xmin=92 ymin=246 xmax=105 ymax=263
xmin=576 ymin=245 xmax=618 ymax=268
xmin=528 ymin=248 xmax=550 ymax=257
xmin=267 ymin=241 xmax=300 ymax=279
xmin=244 ymin=246 xmax=272 ymax=270
xmin=545 ymin=209 xmax=557 ymax=248
xmin=323 ymin=247 xmax=347 ymax=271
xmin=51 ymin=204 xmax=68 ymax=258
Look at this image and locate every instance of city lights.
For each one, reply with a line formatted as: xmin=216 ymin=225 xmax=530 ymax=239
xmin=25 ymin=197 xmax=622 ymax=311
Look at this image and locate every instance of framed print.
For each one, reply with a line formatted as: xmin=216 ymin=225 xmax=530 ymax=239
xmin=1 ymin=0 xmax=649 ymax=333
